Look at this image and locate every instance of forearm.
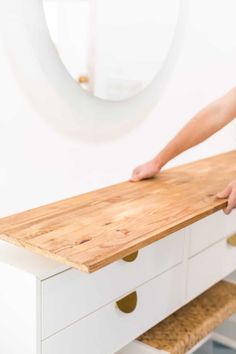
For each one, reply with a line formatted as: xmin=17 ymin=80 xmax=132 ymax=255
xmin=155 ymin=90 xmax=236 ymax=169
xmin=155 ymin=103 xmax=224 ymax=167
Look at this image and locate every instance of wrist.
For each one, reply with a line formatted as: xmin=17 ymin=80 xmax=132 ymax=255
xmin=153 ymin=155 xmax=164 ymax=171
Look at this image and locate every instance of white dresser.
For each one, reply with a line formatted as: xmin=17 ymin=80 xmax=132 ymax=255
xmin=0 ymin=210 xmax=236 ymax=354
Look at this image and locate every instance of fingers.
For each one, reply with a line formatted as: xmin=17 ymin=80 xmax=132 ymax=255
xmin=216 ymin=182 xmax=236 ymax=215
xmin=224 ymin=189 xmax=236 ymax=214
xmin=130 ymin=159 xmax=160 ymax=182
xmin=216 ymin=184 xmax=232 ymax=199
xmin=131 ymin=170 xmax=149 ymax=182
xmin=130 ymin=167 xmax=154 ymax=182
xmin=130 ymin=168 xmax=142 ymax=182
xmin=130 ymin=174 xmax=140 ymax=182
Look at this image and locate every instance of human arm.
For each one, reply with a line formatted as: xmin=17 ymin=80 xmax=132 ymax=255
xmin=131 ymin=87 xmax=236 ymax=181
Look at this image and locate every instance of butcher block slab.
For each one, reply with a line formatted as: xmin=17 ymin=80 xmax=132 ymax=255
xmin=0 ymin=151 xmax=235 ymax=273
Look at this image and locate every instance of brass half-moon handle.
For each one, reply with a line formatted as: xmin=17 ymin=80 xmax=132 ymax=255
xmin=78 ymin=75 xmax=89 ymax=84
xmin=116 ymin=291 xmax=138 ymax=314
xmin=123 ymin=251 xmax=139 ymax=263
xmin=227 ymin=233 xmax=236 ymax=247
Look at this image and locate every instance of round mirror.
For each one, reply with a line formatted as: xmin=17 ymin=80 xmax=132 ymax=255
xmin=43 ymin=0 xmax=181 ymax=101
xmin=2 ymin=0 xmax=186 ymax=141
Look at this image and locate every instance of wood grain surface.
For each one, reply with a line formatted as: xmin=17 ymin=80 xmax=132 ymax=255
xmin=0 ymin=151 xmax=235 ymax=273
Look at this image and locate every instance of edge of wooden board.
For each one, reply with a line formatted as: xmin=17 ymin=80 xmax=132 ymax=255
xmin=0 ymin=199 xmax=228 ymax=273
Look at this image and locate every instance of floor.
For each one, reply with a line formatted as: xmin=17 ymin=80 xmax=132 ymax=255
xmin=195 ymin=340 xmax=236 ymax=354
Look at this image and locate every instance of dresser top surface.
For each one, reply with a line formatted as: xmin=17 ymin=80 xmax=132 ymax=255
xmin=0 ymin=151 xmax=235 ymax=273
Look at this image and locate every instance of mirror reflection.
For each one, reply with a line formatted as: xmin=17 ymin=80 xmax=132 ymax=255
xmin=43 ymin=0 xmax=180 ymax=101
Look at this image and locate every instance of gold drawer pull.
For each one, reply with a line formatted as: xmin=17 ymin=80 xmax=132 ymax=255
xmin=227 ymin=234 xmax=236 ymax=247
xmin=78 ymin=75 xmax=89 ymax=84
xmin=123 ymin=251 xmax=139 ymax=263
xmin=116 ymin=291 xmax=138 ymax=314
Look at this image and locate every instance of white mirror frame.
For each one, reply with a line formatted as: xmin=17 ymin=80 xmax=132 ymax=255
xmin=1 ymin=0 xmax=188 ymax=142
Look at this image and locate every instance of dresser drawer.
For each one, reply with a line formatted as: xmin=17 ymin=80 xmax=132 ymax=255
xmin=187 ymin=236 xmax=236 ymax=301
xmin=42 ymin=263 xmax=185 ymax=354
xmin=117 ymin=341 xmax=160 ymax=354
xmin=42 ymin=230 xmax=185 ymax=339
xmin=189 ymin=210 xmax=236 ymax=257
xmin=225 ymin=209 xmax=236 ymax=236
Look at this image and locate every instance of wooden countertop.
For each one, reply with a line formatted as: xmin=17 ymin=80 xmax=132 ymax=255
xmin=0 ymin=151 xmax=235 ymax=273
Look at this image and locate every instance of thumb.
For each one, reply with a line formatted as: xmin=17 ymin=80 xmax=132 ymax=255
xmin=216 ymin=184 xmax=232 ymax=199
xmin=130 ymin=169 xmax=141 ymax=182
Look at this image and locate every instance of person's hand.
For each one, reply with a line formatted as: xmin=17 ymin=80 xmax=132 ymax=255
xmin=130 ymin=159 xmax=161 ymax=182
xmin=216 ymin=180 xmax=236 ymax=214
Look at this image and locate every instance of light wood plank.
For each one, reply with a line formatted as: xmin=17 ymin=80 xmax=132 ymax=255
xmin=0 ymin=151 xmax=235 ymax=273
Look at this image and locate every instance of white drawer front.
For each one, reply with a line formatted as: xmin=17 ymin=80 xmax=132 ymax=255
xmin=42 ymin=230 xmax=185 ymax=339
xmin=42 ymin=263 xmax=185 ymax=354
xmin=189 ymin=210 xmax=236 ymax=257
xmin=187 ymin=237 xmax=236 ymax=301
xmin=117 ymin=341 xmax=162 ymax=354
xmin=225 ymin=209 xmax=236 ymax=236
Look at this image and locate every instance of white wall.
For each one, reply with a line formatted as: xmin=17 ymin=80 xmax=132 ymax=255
xmin=0 ymin=0 xmax=236 ymax=217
